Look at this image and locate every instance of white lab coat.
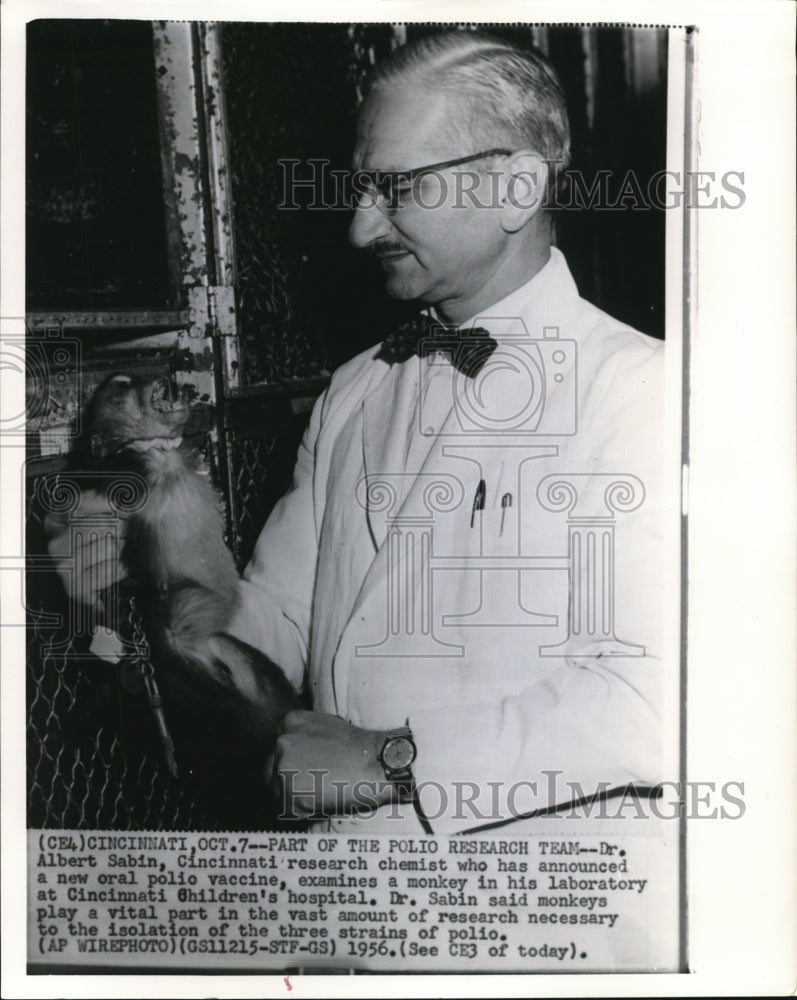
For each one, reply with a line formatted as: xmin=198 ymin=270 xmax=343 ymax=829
xmin=230 ymin=248 xmax=670 ymax=834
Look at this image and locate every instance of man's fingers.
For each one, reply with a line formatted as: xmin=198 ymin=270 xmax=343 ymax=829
xmin=44 ymin=490 xmax=129 ymax=528
xmin=75 ymin=550 xmax=127 ymax=601
xmin=73 ymin=532 xmax=123 ymax=566
xmin=50 ymin=531 xmax=128 ymax=605
xmin=272 ymin=759 xmax=317 ymax=818
xmin=44 ymin=488 xmax=128 ymax=556
xmin=42 ymin=510 xmax=69 ymax=540
xmin=274 ymin=771 xmax=317 ymax=818
xmin=45 ymin=515 xmax=73 ymax=559
xmin=263 ymin=751 xmax=276 ymax=786
xmin=76 ymin=489 xmax=130 ymax=519
xmin=47 ymin=518 xmax=127 ymax=565
xmin=280 ymin=708 xmax=312 ymax=733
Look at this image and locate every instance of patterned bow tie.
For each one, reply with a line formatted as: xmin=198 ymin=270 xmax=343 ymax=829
xmin=376 ymin=314 xmax=497 ymax=377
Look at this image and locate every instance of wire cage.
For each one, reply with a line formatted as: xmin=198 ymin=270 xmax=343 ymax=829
xmin=26 ymin=470 xmax=215 ymax=830
xmin=25 ymin=400 xmax=313 ymax=833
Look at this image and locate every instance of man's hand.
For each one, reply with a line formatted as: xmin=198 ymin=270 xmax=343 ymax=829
xmin=271 ymin=710 xmax=393 ymax=818
xmin=44 ymin=489 xmax=128 ymax=614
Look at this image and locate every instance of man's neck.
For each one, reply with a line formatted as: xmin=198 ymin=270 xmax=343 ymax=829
xmin=433 ymin=241 xmax=552 ymax=326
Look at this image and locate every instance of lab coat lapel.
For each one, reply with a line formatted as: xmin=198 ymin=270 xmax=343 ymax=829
xmin=349 ymin=363 xmax=475 ymax=625
xmin=360 ymin=359 xmax=420 ymax=551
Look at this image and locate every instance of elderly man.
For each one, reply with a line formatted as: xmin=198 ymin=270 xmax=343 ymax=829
xmin=230 ymin=30 xmax=667 ymax=833
xmin=49 ymin=30 xmax=667 ymax=835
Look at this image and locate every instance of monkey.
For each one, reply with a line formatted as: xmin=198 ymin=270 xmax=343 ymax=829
xmin=83 ymin=372 xmax=301 ymax=827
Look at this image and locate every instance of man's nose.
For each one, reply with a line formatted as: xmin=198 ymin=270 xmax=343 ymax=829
xmin=348 ymin=196 xmax=391 ymax=249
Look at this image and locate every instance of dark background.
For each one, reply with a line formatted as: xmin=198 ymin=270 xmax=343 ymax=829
xmin=27 ymin=21 xmax=667 ymax=379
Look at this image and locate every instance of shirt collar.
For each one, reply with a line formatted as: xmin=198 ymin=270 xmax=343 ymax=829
xmin=427 ymin=247 xmax=569 ymax=342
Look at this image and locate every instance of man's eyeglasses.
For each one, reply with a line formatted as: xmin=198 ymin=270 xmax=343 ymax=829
xmin=352 ymin=147 xmax=512 ymax=212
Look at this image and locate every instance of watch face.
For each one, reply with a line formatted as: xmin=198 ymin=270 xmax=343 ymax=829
xmin=382 ymin=736 xmax=415 ymax=771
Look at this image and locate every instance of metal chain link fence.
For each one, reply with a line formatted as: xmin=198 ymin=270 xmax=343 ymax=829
xmin=221 ymin=22 xmax=395 ymax=386
xmin=26 ymin=403 xmax=313 ymax=831
xmin=26 ymin=471 xmax=218 ymax=830
xmin=226 ymin=428 xmax=278 ymax=570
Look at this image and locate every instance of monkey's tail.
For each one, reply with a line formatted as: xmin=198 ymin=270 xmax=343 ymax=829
xmin=209 ymin=633 xmax=301 ymax=725
xmin=160 ymin=582 xmax=244 ymax=688
xmin=161 ymin=584 xmax=299 ymax=721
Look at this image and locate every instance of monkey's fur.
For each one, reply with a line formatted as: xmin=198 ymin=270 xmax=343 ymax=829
xmin=86 ymin=374 xmax=300 ymax=825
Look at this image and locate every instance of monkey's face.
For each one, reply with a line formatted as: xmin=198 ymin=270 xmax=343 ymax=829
xmin=88 ymin=375 xmax=189 ymax=459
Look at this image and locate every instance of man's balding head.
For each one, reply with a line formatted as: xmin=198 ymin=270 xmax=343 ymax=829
xmin=364 ymin=30 xmax=571 ymax=193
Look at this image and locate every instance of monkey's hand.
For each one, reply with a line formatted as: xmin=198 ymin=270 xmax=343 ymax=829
xmin=271 ymin=710 xmax=393 ymax=818
xmin=44 ymin=488 xmax=129 ymax=614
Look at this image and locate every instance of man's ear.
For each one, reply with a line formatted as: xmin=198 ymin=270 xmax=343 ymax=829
xmin=500 ymin=151 xmax=548 ymax=232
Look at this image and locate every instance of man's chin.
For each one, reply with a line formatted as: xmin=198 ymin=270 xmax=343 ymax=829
xmin=382 ymin=270 xmax=425 ymax=303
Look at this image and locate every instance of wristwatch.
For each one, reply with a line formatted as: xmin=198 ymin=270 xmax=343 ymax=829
xmin=378 ymin=726 xmax=417 ymax=799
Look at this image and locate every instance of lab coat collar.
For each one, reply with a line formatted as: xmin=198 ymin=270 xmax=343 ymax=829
xmin=359 ymin=246 xmax=582 ymax=568
xmin=426 ymin=246 xmax=577 ymax=342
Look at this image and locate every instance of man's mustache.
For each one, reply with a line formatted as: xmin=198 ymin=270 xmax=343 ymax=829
xmin=368 ymin=240 xmax=409 ymax=257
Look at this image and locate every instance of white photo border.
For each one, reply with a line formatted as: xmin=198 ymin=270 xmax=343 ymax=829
xmin=2 ymin=1 xmax=795 ymax=997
